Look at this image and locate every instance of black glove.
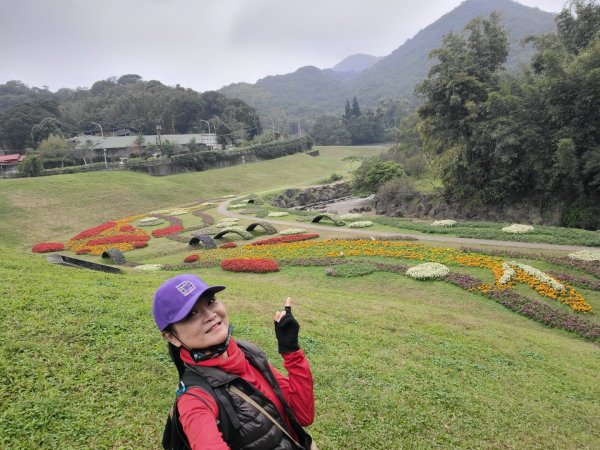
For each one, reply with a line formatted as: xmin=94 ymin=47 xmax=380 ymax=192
xmin=274 ymin=306 xmax=300 ymax=353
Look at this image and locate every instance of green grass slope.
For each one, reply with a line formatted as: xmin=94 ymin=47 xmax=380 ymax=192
xmin=1 ymin=146 xmax=599 ymax=449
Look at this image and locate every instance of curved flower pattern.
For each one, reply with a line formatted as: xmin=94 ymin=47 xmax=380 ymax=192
xmin=406 ymin=262 xmax=449 ymax=280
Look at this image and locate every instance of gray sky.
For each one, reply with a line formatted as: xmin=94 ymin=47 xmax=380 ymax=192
xmin=0 ymin=0 xmax=567 ymax=92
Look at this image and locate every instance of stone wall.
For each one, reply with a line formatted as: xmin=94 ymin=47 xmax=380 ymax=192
xmin=374 ymin=192 xmax=563 ymax=225
xmin=272 ymin=182 xmax=353 ymax=209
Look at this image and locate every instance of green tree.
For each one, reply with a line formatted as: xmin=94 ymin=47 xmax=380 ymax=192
xmin=310 ymin=115 xmax=350 ymax=145
xmin=351 ymin=96 xmax=361 ymax=117
xmin=17 ymin=155 xmax=43 ymax=177
xmin=353 ymin=159 xmax=404 ymax=195
xmin=37 ymin=134 xmax=71 ymax=168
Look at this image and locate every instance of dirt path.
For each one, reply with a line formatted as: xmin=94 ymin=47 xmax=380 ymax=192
xmin=216 ymin=200 xmax=594 ymax=252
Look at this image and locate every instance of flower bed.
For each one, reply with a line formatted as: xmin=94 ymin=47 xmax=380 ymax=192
xmin=71 ymin=221 xmax=117 ymax=240
xmin=431 ymin=220 xmax=457 ymax=227
xmin=152 ymin=225 xmax=184 ymax=238
xmin=184 ymin=254 xmax=200 ymax=263
xmin=32 ymin=242 xmax=65 ymax=253
xmin=325 ymin=262 xmax=376 ymax=277
xmin=348 ymin=221 xmax=374 ymax=228
xmin=278 ymin=228 xmax=307 ymax=235
xmin=228 ymin=203 xmax=246 ymax=209
xmin=251 ymin=234 xmax=319 ymax=246
xmin=220 ymin=258 xmax=279 ymax=273
xmin=406 ymin=262 xmax=449 ymax=280
xmin=133 ymin=264 xmax=163 ymax=271
xmin=502 ymin=224 xmax=534 ymax=234
xmin=568 ymin=250 xmax=600 ymax=262
xmin=268 ymin=211 xmax=289 ymax=217
xmin=220 ymin=242 xmax=238 ymax=249
xmin=87 ymin=235 xmax=150 ymax=246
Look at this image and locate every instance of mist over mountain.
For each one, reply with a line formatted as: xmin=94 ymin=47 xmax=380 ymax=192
xmin=219 ymin=0 xmax=556 ymax=121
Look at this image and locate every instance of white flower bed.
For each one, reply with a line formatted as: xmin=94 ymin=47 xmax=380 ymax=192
xmin=268 ymin=212 xmax=289 ymax=217
xmin=406 ymin=262 xmax=449 ymax=280
xmin=568 ymin=250 xmax=600 ymax=262
xmin=509 ymin=261 xmax=565 ymax=291
xmin=139 ymin=217 xmax=159 ymax=223
xmin=216 ymin=222 xmax=239 ymax=228
xmin=223 ymin=194 xmax=236 ymax=198
xmin=200 ymin=202 xmax=217 ymax=206
xmin=228 ymin=204 xmax=246 ymax=209
xmin=499 ymin=262 xmax=516 ymax=285
xmin=133 ymin=264 xmax=163 ymax=271
xmin=502 ymin=224 xmax=534 ymax=234
xmin=431 ymin=220 xmax=457 ymax=228
xmin=279 ymin=228 xmax=307 ymax=235
xmin=348 ymin=221 xmax=374 ymax=228
xmin=339 ymin=213 xmax=363 ymax=220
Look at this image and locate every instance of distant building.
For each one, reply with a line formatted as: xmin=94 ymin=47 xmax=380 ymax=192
xmin=0 ymin=153 xmax=25 ymax=176
xmin=70 ymin=133 xmax=218 ymax=160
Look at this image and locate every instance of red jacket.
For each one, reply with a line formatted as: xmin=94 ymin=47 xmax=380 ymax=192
xmin=178 ymin=339 xmax=314 ymax=450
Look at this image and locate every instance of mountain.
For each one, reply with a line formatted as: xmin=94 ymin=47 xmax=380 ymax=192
xmin=331 ymin=54 xmax=381 ymax=73
xmin=219 ymin=0 xmax=557 ymax=122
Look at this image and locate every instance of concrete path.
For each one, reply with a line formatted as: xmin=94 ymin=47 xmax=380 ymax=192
xmin=216 ymin=200 xmax=594 ymax=252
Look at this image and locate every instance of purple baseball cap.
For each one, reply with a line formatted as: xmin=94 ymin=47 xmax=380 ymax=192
xmin=152 ymin=274 xmax=225 ymax=331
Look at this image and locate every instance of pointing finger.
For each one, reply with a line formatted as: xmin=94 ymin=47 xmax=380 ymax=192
xmin=285 ymin=297 xmax=292 ymax=311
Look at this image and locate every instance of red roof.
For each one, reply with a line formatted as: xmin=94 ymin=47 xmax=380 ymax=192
xmin=0 ymin=154 xmax=24 ymax=165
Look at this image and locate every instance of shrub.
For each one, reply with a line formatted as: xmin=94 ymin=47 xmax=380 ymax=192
xmin=32 ymin=242 xmax=65 ymax=253
xmin=568 ymin=250 xmax=600 ymax=262
xmin=376 ymin=176 xmax=418 ymax=205
xmin=502 ymin=224 xmax=534 ymax=234
xmin=406 ymin=262 xmax=449 ymax=280
xmin=220 ymin=258 xmax=279 ymax=273
xmin=348 ymin=221 xmax=374 ymax=228
xmin=184 ymin=254 xmax=200 ymax=263
xmin=278 ymin=228 xmax=307 ymax=235
xmin=431 ymin=220 xmax=457 ymax=227
xmin=251 ymin=234 xmax=319 ymax=246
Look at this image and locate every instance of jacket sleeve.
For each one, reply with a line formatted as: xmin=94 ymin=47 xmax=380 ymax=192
xmin=270 ymin=349 xmax=315 ymax=426
xmin=177 ymin=387 xmax=230 ymax=450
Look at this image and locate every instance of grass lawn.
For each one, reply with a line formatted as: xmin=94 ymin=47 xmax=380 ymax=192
xmin=1 ymin=146 xmax=599 ymax=449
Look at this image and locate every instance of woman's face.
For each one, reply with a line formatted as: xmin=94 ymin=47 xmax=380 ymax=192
xmin=164 ymin=295 xmax=229 ymax=349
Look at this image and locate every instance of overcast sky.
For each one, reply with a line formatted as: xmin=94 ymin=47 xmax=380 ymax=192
xmin=0 ymin=0 xmax=567 ymax=92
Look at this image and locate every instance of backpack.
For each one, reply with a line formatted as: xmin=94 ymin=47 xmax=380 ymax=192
xmin=161 ymin=341 xmax=312 ymax=450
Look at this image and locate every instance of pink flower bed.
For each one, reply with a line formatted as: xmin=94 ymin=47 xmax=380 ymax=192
xmin=220 ymin=258 xmax=279 ymax=273
xmin=32 ymin=242 xmax=65 ymax=253
xmin=152 ymin=225 xmax=184 ymax=238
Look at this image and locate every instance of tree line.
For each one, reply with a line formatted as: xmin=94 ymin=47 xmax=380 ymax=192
xmin=353 ymin=0 xmax=600 ymax=230
xmin=0 ymin=75 xmax=261 ymax=152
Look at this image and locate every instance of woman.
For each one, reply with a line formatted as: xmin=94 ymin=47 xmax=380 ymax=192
xmin=153 ymin=274 xmax=315 ymax=450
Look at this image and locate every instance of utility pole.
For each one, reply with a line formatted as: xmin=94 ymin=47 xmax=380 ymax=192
xmin=155 ymin=116 xmax=163 ymax=153
xmin=90 ymin=121 xmax=107 ymax=168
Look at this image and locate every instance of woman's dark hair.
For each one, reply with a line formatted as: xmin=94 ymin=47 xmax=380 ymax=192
xmin=165 ymin=324 xmax=186 ymax=378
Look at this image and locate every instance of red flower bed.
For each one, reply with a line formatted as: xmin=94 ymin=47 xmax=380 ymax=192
xmin=220 ymin=242 xmax=238 ymax=249
xmin=76 ymin=247 xmax=92 ymax=255
xmin=152 ymin=225 xmax=184 ymax=238
xmin=251 ymin=234 xmax=319 ymax=246
xmin=32 ymin=242 xmax=65 ymax=253
xmin=86 ymin=235 xmax=150 ymax=246
xmin=119 ymin=225 xmax=136 ymax=232
xmin=221 ymin=258 xmax=279 ymax=273
xmin=71 ymin=221 xmax=117 ymax=240
xmin=133 ymin=241 xmax=148 ymax=249
xmin=184 ymin=254 xmax=200 ymax=263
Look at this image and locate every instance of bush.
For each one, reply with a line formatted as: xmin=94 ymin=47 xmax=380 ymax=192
xmin=560 ymin=206 xmax=600 ymax=231
xmin=184 ymin=254 xmax=200 ymax=263
xmin=376 ymin=176 xmax=418 ymax=205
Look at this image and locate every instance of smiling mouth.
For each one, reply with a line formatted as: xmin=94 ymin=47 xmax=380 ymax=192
xmin=206 ymin=322 xmax=222 ymax=333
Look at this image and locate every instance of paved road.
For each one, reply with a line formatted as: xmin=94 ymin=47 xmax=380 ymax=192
xmin=217 ymin=200 xmax=594 ymax=252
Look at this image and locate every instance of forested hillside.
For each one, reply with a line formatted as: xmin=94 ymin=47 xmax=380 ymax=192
xmin=0 ymin=76 xmax=260 ymax=151
xmin=219 ymin=0 xmax=556 ymax=123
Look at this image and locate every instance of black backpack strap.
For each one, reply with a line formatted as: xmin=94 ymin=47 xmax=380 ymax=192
xmin=181 ymin=365 xmax=242 ymax=446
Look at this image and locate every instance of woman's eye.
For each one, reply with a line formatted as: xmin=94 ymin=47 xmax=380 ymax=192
xmin=208 ymin=297 xmax=216 ymax=305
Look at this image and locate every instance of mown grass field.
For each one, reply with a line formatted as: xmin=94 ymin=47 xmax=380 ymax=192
xmin=1 ymin=146 xmax=599 ymax=449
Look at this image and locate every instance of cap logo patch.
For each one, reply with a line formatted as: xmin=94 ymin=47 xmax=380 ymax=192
xmin=176 ymin=280 xmax=197 ymax=297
